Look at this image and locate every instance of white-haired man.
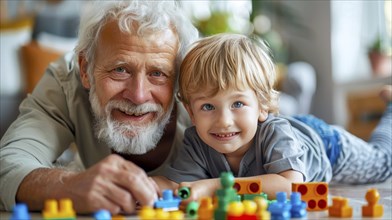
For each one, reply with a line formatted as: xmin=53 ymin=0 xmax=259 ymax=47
xmin=0 ymin=0 xmax=198 ymax=214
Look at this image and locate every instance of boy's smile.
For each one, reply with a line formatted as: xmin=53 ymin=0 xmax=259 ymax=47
xmin=185 ymin=88 xmax=268 ymax=156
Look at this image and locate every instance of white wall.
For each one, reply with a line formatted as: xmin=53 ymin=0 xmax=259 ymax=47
xmin=285 ymin=1 xmax=335 ymax=124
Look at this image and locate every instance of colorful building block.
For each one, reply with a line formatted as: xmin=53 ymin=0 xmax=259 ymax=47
xmin=42 ymin=198 xmax=76 ymax=220
xmin=93 ymin=209 xmax=111 ymax=220
xmin=226 ymin=200 xmax=258 ymax=220
xmin=214 ymin=172 xmax=238 ymax=220
xmin=242 ymin=192 xmax=268 ymax=201
xmin=111 ymin=215 xmax=125 ymax=220
xmin=198 ymin=197 xmax=213 ymax=220
xmin=253 ymin=197 xmax=270 ymax=220
xmin=292 ymin=182 xmax=328 ymax=211
xmin=233 ymin=178 xmax=262 ymax=195
xmin=267 ymin=192 xmax=291 ymax=220
xmin=328 ymin=197 xmax=353 ymax=218
xmin=186 ymin=201 xmax=199 ymax=218
xmin=362 ymin=188 xmax=384 ymax=217
xmin=138 ymin=206 xmax=184 ymax=220
xmin=154 ymin=189 xmax=181 ymax=211
xmin=178 ymin=187 xmax=191 ymax=199
xmin=290 ymin=192 xmax=307 ymax=218
xmin=10 ymin=203 xmax=30 ymax=220
xmin=138 ymin=206 xmax=155 ymax=220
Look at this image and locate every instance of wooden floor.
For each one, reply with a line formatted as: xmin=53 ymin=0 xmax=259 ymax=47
xmin=1 ymin=178 xmax=391 ymax=219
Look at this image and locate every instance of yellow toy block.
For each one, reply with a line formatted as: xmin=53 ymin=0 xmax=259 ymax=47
xmin=169 ymin=210 xmax=184 ymax=220
xmin=362 ymin=188 xmax=384 ymax=217
xmin=292 ymin=182 xmax=328 ymax=211
xmin=254 ymin=197 xmax=270 ymax=220
xmin=328 ymin=197 xmax=353 ymax=218
xmin=138 ymin=206 xmax=156 ymax=220
xmin=42 ymin=198 xmax=75 ymax=219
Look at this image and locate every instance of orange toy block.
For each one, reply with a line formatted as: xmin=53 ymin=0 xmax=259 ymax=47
xmin=328 ymin=197 xmax=353 ymax=218
xmin=198 ymin=197 xmax=214 ymax=220
xmin=362 ymin=188 xmax=384 ymax=217
xmin=233 ymin=178 xmax=262 ymax=195
xmin=42 ymin=198 xmax=76 ymax=219
xmin=292 ymin=182 xmax=328 ymax=211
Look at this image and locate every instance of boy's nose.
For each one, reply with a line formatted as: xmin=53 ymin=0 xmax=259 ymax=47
xmin=216 ymin=109 xmax=234 ymax=128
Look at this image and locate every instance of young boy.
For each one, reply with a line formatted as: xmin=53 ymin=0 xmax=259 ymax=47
xmin=157 ymin=33 xmax=392 ymax=203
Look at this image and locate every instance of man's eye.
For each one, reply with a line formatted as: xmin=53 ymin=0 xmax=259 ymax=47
xmin=151 ymin=71 xmax=163 ymax=77
xmin=201 ymin=104 xmax=215 ymax=111
xmin=114 ymin=67 xmax=127 ymax=73
xmin=232 ymin=101 xmax=244 ymax=108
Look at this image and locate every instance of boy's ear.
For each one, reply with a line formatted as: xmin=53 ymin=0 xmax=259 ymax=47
xmin=78 ymin=54 xmax=91 ymax=89
xmin=258 ymin=110 xmax=268 ymax=122
xmin=183 ymin=103 xmax=196 ymax=125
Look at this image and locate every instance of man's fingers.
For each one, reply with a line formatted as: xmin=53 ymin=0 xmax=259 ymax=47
xmin=111 ymin=160 xmax=158 ymax=207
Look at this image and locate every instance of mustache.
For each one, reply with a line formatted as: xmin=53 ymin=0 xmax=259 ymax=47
xmin=105 ymin=100 xmax=164 ymax=117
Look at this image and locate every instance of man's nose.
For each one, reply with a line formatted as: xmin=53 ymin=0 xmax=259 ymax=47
xmin=122 ymin=74 xmax=152 ymax=104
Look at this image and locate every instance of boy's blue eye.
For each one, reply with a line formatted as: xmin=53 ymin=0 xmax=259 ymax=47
xmin=232 ymin=101 xmax=244 ymax=108
xmin=201 ymin=104 xmax=215 ymax=111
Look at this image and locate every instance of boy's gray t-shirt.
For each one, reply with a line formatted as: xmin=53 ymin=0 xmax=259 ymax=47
xmin=162 ymin=114 xmax=332 ymax=183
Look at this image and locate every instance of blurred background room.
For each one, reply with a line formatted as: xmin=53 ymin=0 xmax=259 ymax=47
xmin=1 ymin=0 xmax=391 ymax=141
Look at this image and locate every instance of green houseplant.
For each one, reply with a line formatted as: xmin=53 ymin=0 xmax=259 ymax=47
xmin=368 ymin=36 xmax=392 ymax=76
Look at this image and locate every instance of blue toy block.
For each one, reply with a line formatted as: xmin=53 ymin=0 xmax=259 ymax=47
xmin=268 ymin=192 xmax=292 ymax=220
xmin=290 ymin=192 xmax=307 ymax=218
xmin=154 ymin=189 xmax=181 ymax=211
xmin=10 ymin=203 xmax=30 ymax=220
xmin=93 ymin=209 xmax=111 ymax=220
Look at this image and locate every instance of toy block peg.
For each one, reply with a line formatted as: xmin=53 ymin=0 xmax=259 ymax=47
xmin=154 ymin=189 xmax=181 ymax=211
xmin=138 ymin=206 xmax=155 ymax=220
xmin=93 ymin=209 xmax=111 ymax=220
xmin=186 ymin=201 xmax=199 ymax=218
xmin=362 ymin=188 xmax=384 ymax=217
xmin=328 ymin=197 xmax=353 ymax=218
xmin=198 ymin=197 xmax=213 ymax=220
xmin=178 ymin=187 xmax=191 ymax=199
xmin=290 ymin=192 xmax=307 ymax=218
xmin=10 ymin=203 xmax=30 ymax=220
xmin=253 ymin=197 xmax=270 ymax=220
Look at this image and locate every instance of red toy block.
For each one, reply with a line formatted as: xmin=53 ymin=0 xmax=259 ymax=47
xmin=328 ymin=197 xmax=353 ymax=218
xmin=292 ymin=182 xmax=328 ymax=211
xmin=233 ymin=178 xmax=262 ymax=195
xmin=362 ymin=188 xmax=384 ymax=217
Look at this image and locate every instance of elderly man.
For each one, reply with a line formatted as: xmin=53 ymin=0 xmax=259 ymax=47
xmin=0 ymin=0 xmax=198 ymax=214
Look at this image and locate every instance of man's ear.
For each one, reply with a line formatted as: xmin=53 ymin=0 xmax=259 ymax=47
xmin=183 ymin=103 xmax=196 ymax=125
xmin=78 ymin=54 xmax=91 ymax=89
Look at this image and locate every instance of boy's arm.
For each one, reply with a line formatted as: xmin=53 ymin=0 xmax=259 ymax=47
xmin=177 ymin=169 xmax=303 ymax=208
xmin=241 ymin=170 xmax=304 ymax=199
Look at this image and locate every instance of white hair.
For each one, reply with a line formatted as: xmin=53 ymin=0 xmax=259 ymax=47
xmin=74 ymin=0 xmax=199 ymax=81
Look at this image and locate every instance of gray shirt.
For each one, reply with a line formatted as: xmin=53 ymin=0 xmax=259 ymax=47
xmin=0 ymin=53 xmax=191 ymax=211
xmin=162 ymin=114 xmax=332 ymax=183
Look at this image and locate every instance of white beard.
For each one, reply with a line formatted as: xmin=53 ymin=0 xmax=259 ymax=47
xmin=89 ymin=84 xmax=174 ymax=155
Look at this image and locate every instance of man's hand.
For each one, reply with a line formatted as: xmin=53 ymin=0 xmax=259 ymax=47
xmin=17 ymin=154 xmax=158 ymax=214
